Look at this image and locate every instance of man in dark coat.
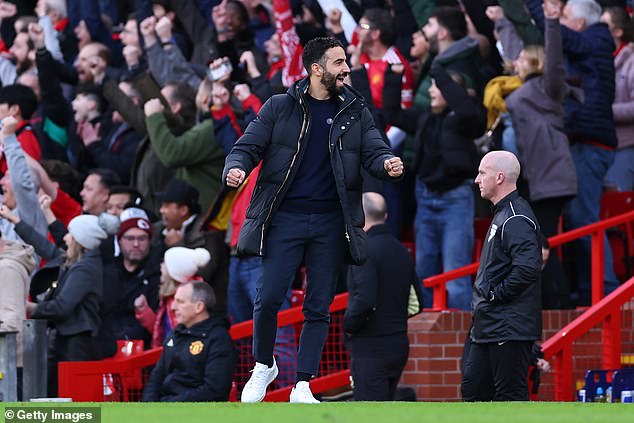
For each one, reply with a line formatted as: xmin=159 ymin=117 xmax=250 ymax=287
xmin=344 ymin=192 xmax=421 ymax=401
xmin=223 ymin=37 xmax=403 ymax=403
xmin=462 ymin=151 xmax=542 ymax=402
xmin=142 ymin=281 xmax=235 ymax=402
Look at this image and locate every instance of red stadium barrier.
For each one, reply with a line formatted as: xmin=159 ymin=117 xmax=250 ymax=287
xmin=424 ymin=209 xmax=634 ymax=310
xmin=57 ymin=208 xmax=634 ymax=402
xmin=540 ymin=278 xmax=634 ymax=401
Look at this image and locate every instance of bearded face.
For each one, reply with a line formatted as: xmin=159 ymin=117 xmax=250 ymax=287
xmin=318 ymin=47 xmax=350 ymax=97
xmin=320 ymin=68 xmax=347 ymax=97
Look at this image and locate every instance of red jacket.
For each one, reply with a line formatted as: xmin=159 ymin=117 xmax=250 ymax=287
xmin=50 ymin=187 xmax=82 ymax=227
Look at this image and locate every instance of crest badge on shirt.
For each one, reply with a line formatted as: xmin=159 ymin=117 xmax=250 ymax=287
xmin=189 ymin=340 xmax=204 ymax=355
xmin=488 ymin=224 xmax=498 ymax=242
xmin=166 ymin=338 xmax=174 ymax=347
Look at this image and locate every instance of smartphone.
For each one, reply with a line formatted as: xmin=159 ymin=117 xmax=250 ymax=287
xmin=209 ymin=61 xmax=233 ymax=81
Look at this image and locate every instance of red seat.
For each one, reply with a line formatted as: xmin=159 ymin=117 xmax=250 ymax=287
xmin=104 ymin=340 xmax=145 ymax=401
xmin=473 ymin=217 xmax=492 ymax=262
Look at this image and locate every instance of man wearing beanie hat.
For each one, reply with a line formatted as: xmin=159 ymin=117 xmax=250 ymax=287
xmin=110 ymin=207 xmax=161 ymax=347
xmin=154 ymin=178 xmax=229 ymax=315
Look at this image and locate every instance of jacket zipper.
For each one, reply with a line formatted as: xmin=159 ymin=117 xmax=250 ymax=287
xmin=328 ymin=98 xmax=355 ymax=151
xmin=259 ymin=89 xmax=311 ymax=254
xmin=328 ymin=98 xmax=355 ymax=243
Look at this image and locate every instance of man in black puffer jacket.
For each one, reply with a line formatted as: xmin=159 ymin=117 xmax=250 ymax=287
xmin=223 ymin=37 xmax=403 ymax=403
xmin=462 ymin=151 xmax=542 ymax=402
xmin=142 ymin=282 xmax=235 ymax=402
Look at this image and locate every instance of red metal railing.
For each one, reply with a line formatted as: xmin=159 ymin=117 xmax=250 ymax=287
xmin=540 ymin=277 xmax=634 ymax=401
xmin=424 ymin=210 xmax=634 ymax=310
xmin=58 ymin=210 xmax=634 ymax=402
xmin=58 ymin=294 xmax=352 ymax=401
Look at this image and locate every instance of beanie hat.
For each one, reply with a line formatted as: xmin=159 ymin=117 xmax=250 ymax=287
xmin=118 ymin=207 xmax=152 ymax=239
xmin=164 ymin=247 xmax=211 ymax=283
xmin=68 ymin=213 xmax=120 ymax=250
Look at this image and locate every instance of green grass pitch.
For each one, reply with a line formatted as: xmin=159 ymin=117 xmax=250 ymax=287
xmin=2 ymin=402 xmax=633 ymax=423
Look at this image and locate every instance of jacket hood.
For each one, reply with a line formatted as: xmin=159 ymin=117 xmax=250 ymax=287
xmin=0 ymin=240 xmax=36 ymax=275
xmin=435 ymin=36 xmax=480 ymax=64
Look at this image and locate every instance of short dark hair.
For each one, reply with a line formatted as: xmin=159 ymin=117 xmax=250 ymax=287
xmin=302 ymin=37 xmax=344 ymax=74
xmin=605 ymin=6 xmax=634 ymax=43
xmin=189 ymin=281 xmax=216 ymax=313
xmin=76 ymin=83 xmax=108 ymax=114
xmin=109 ymin=185 xmax=143 ymax=205
xmin=41 ymin=160 xmax=83 ymax=202
xmin=0 ymin=84 xmax=38 ymax=119
xmin=163 ymin=82 xmax=197 ymax=128
xmin=227 ymin=0 xmax=249 ymax=27
xmin=362 ymin=8 xmax=396 ymax=47
xmin=88 ymin=168 xmax=121 ymax=193
xmin=429 ymin=6 xmax=468 ymax=41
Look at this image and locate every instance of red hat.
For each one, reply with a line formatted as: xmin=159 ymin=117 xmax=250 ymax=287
xmin=118 ymin=208 xmax=152 ymax=239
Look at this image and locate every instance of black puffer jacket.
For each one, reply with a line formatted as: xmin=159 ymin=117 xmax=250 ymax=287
xmin=142 ymin=315 xmax=236 ymax=402
xmin=471 ymin=191 xmax=542 ymax=343
xmin=383 ymin=64 xmax=485 ymax=193
xmin=222 ymin=78 xmax=398 ymax=265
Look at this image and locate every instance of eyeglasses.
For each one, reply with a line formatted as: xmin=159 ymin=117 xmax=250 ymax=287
xmin=121 ymin=235 xmax=150 ymax=243
xmin=358 ymin=23 xmax=373 ymax=30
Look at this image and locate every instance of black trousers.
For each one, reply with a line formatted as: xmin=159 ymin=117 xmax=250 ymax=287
xmin=254 ymin=209 xmax=347 ymax=375
xmin=531 ymin=196 xmax=571 ymax=309
xmin=48 ymin=331 xmax=102 ymax=397
xmin=350 ymin=334 xmax=409 ymax=401
xmin=461 ymin=339 xmax=532 ymax=401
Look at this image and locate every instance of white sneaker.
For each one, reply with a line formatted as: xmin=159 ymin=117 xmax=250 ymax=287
xmin=290 ymin=381 xmax=320 ymax=404
xmin=240 ymin=358 xmax=278 ymax=403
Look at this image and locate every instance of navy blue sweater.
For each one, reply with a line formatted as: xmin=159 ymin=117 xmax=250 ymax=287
xmin=280 ymin=95 xmax=339 ymax=213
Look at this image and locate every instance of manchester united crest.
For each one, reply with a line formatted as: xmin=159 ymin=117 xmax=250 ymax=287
xmin=189 ymin=340 xmax=204 ymax=355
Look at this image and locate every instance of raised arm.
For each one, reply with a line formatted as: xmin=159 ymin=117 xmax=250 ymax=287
xmin=523 ymin=0 xmax=597 ymax=56
xmin=542 ymin=2 xmax=567 ymax=102
xmin=381 ymin=68 xmax=421 ymax=135
xmin=3 ymin=120 xmax=48 ymax=239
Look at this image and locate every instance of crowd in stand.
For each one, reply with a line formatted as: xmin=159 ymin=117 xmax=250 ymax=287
xmin=0 ymin=0 xmax=632 ymax=402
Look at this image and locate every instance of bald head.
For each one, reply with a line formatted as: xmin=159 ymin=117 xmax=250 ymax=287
xmin=485 ymin=151 xmax=521 ymax=184
xmin=475 ymin=151 xmax=521 ymax=204
xmin=362 ymin=192 xmax=387 ymax=230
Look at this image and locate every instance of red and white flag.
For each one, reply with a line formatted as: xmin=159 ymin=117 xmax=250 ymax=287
xmin=273 ymin=0 xmax=307 ymax=87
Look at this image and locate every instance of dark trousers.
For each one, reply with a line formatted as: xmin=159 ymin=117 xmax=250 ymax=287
xmin=48 ymin=331 xmax=102 ymax=396
xmin=531 ymin=196 xmax=571 ymax=309
xmin=461 ymin=339 xmax=532 ymax=401
xmin=254 ymin=209 xmax=347 ymax=375
xmin=350 ymin=334 xmax=409 ymax=401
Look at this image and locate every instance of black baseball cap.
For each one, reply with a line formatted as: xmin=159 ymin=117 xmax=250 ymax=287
xmin=156 ymin=178 xmax=200 ymax=214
